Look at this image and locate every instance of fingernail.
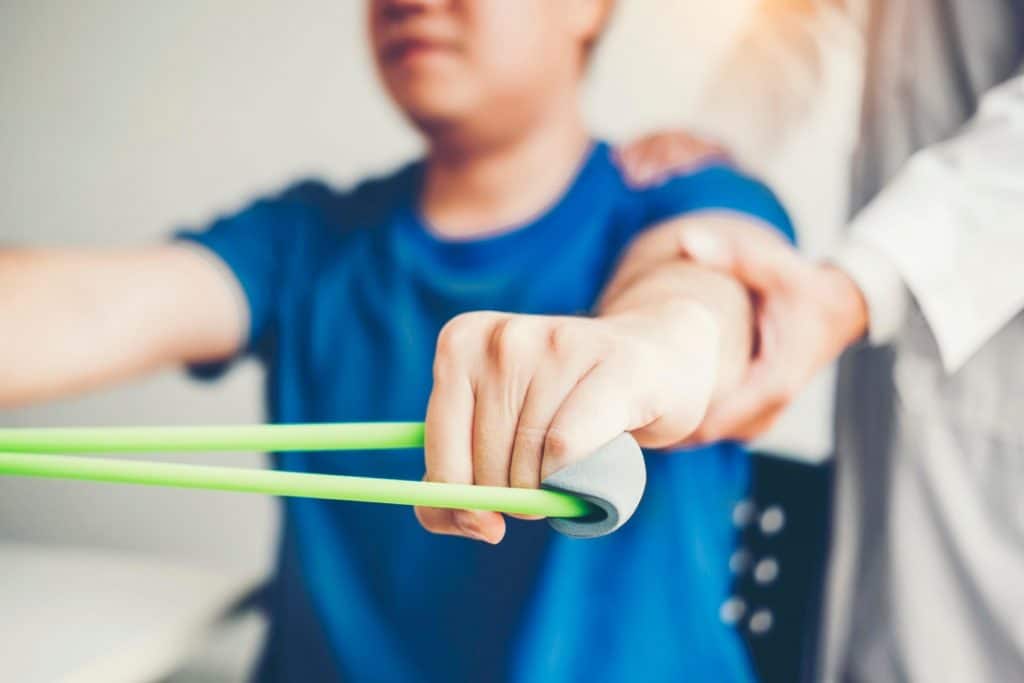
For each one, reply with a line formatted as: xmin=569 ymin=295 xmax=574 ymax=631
xmin=679 ymin=229 xmax=723 ymax=265
xmin=454 ymin=511 xmax=490 ymax=542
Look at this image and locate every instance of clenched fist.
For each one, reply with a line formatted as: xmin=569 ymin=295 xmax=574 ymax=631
xmin=416 ymin=299 xmax=722 ymax=543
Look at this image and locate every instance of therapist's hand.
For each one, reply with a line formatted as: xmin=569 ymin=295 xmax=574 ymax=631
xmin=416 ymin=303 xmax=721 ymax=544
xmin=675 ymin=221 xmax=869 ymax=443
xmin=615 ymin=131 xmax=729 ymax=186
xmin=617 ymin=129 xmax=869 ymax=442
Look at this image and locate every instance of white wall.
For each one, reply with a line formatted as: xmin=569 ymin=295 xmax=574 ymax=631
xmin=0 ymin=0 xmax=756 ymax=573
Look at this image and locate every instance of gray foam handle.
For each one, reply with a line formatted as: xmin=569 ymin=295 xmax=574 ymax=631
xmin=541 ymin=433 xmax=646 ymax=539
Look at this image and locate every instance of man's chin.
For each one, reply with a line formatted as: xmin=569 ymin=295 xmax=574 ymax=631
xmin=396 ymin=99 xmax=470 ymax=139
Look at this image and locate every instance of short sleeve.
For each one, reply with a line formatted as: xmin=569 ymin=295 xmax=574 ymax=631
xmin=172 ymin=181 xmax=332 ymax=378
xmin=175 ymin=201 xmax=288 ymax=353
xmin=640 ymin=163 xmax=797 ymax=245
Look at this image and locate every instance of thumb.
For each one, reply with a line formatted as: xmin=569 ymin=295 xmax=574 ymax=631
xmin=677 ymin=222 xmax=794 ymax=295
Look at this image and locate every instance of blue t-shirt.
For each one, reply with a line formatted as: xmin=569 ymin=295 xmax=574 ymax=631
xmin=179 ymin=142 xmax=793 ymax=683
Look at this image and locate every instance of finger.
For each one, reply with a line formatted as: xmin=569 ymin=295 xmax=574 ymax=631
xmin=655 ymin=137 xmax=692 ymax=175
xmin=630 ymin=343 xmax=718 ymax=449
xmin=541 ymin=359 xmax=638 ymax=481
xmin=688 ymin=394 xmax=786 ymax=445
xmin=418 ymin=317 xmax=505 ymax=544
xmin=509 ymin=323 xmax=605 ymax=503
xmin=618 ymin=132 xmax=727 ymax=185
xmin=676 ymin=219 xmax=796 ymax=295
xmin=728 ymin=406 xmax=785 ymax=443
xmin=615 ymin=135 xmax=661 ymax=164
xmin=612 ymin=143 xmax=641 ymax=172
xmin=615 ymin=136 xmax=682 ymax=186
xmin=472 ymin=318 xmax=538 ymax=521
xmin=612 ymin=142 xmax=642 ymax=173
xmin=685 ymin=384 xmax=771 ymax=444
xmin=682 ymin=292 xmax=795 ymax=444
xmin=419 ymin=372 xmax=505 ymax=542
xmin=686 ymin=358 xmax=789 ymax=444
xmin=614 ymin=149 xmax=651 ymax=187
xmin=672 ymin=136 xmax=728 ymax=166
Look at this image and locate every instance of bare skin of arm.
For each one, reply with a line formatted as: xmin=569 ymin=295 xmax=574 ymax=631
xmin=0 ymin=245 xmax=244 ymax=407
xmin=597 ymin=213 xmax=754 ymax=403
xmin=416 ymin=214 xmax=755 ymax=543
xmin=0 ymin=216 xmax=758 ymax=547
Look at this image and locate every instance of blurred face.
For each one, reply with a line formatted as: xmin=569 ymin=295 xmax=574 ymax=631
xmin=369 ymin=0 xmax=607 ymax=146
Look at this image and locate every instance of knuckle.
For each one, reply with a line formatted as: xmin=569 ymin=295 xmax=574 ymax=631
xmin=431 ymin=352 xmax=456 ymax=383
xmin=773 ymin=378 xmax=801 ymax=405
xmin=487 ymin=317 xmax=533 ymax=367
xmin=593 ymin=332 xmax=624 ymax=362
xmin=434 ymin=313 xmax=489 ymax=377
xmin=438 ymin=312 xmax=487 ymax=349
xmin=431 ymin=348 xmax=463 ymax=384
xmin=549 ymin=320 xmax=612 ymax=360
xmin=546 ymin=322 xmax=579 ymax=357
xmin=542 ymin=429 xmax=574 ymax=462
xmin=436 ymin=315 xmax=471 ymax=356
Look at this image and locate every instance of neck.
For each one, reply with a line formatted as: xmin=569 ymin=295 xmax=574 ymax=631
xmin=421 ymin=106 xmax=590 ymax=239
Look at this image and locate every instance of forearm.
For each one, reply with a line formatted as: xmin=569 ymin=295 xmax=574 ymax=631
xmin=0 ymin=245 xmax=242 ymax=407
xmin=597 ymin=253 xmax=753 ymax=402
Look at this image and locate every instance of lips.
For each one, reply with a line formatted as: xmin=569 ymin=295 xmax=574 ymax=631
xmin=381 ymin=36 xmax=458 ymax=65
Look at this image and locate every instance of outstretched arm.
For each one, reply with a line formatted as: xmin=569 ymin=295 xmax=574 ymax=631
xmin=416 ymin=213 xmax=757 ymax=544
xmin=0 ymin=244 xmax=244 ymax=407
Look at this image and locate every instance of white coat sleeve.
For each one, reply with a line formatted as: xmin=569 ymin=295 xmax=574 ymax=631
xmin=833 ymin=71 xmax=1024 ymax=372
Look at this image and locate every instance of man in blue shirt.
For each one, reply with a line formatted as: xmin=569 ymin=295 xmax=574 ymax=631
xmin=1 ymin=1 xmax=793 ymax=681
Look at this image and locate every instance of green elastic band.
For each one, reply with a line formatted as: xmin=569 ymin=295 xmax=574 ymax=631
xmin=0 ymin=422 xmax=427 ymax=453
xmin=0 ymin=453 xmax=592 ymax=517
xmin=0 ymin=422 xmax=596 ymax=519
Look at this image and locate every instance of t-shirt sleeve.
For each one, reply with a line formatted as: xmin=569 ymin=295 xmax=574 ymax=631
xmin=172 ymin=184 xmax=325 ymax=378
xmin=640 ymin=163 xmax=797 ymax=245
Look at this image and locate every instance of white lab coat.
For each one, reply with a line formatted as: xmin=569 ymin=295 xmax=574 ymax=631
xmin=694 ymin=1 xmax=1024 ymax=680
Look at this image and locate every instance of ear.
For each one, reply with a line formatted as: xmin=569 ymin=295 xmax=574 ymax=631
xmin=566 ymin=0 xmax=614 ymax=50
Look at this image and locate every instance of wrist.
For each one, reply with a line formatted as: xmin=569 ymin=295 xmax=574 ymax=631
xmin=606 ymin=297 xmax=720 ymax=344
xmin=607 ymin=297 xmax=725 ymax=400
xmin=828 ymin=241 xmax=908 ymax=347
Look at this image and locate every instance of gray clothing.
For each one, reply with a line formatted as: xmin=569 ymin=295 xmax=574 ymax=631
xmin=830 ymin=1 xmax=1024 ymax=680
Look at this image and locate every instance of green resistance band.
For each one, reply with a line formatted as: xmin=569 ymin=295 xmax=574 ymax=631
xmin=0 ymin=422 xmax=594 ymax=519
xmin=0 ymin=422 xmax=427 ymax=454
